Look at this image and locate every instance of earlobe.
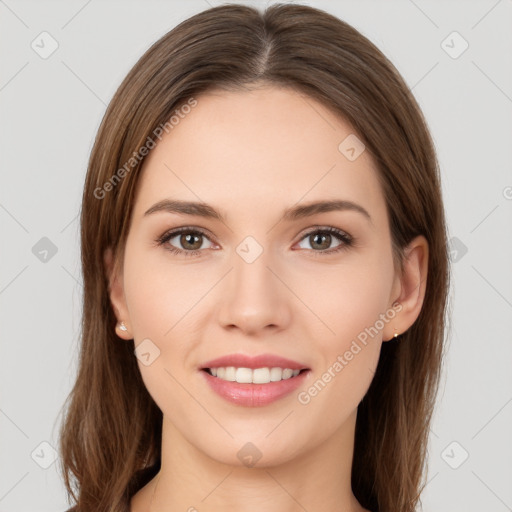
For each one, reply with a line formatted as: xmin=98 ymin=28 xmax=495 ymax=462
xmin=104 ymin=247 xmax=133 ymax=340
xmin=384 ymin=235 xmax=429 ymax=341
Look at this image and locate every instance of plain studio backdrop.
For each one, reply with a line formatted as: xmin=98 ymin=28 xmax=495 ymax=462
xmin=1 ymin=1 xmax=511 ymax=511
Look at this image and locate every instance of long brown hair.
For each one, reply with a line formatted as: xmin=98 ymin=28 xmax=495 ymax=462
xmin=58 ymin=4 xmax=451 ymax=511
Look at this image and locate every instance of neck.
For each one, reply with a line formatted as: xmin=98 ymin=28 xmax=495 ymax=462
xmin=135 ymin=409 xmax=366 ymax=512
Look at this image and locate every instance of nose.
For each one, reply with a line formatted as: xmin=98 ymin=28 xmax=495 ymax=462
xmin=217 ymin=248 xmax=292 ymax=336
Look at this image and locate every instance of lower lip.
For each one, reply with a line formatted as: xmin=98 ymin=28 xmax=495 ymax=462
xmin=200 ymin=369 xmax=310 ymax=407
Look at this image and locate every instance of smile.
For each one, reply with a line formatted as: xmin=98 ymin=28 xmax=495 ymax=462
xmin=201 ymin=367 xmax=311 ymax=407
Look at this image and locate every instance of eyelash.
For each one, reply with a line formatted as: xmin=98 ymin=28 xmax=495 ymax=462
xmin=155 ymin=226 xmax=354 ymax=258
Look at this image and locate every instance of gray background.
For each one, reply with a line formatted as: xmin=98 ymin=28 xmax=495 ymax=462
xmin=1 ymin=0 xmax=511 ymax=511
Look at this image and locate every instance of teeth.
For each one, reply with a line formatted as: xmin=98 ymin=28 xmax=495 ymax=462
xmin=207 ymin=367 xmax=302 ymax=384
xmin=225 ymin=367 xmax=236 ymax=381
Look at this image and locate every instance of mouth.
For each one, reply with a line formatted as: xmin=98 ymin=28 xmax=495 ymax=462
xmin=201 ymin=367 xmax=309 ymax=384
xmin=200 ymin=365 xmax=311 ymax=407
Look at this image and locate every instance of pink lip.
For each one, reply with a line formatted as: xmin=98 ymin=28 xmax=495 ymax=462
xmin=200 ymin=368 xmax=310 ymax=407
xmin=199 ymin=353 xmax=311 ymax=407
xmin=200 ymin=353 xmax=309 ymax=371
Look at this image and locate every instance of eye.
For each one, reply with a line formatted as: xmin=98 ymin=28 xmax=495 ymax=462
xmin=295 ymin=226 xmax=353 ymax=256
xmin=156 ymin=225 xmax=354 ymax=258
xmin=156 ymin=227 xmax=216 ymax=257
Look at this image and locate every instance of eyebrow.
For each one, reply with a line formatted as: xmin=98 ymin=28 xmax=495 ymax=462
xmin=144 ymin=198 xmax=372 ymax=224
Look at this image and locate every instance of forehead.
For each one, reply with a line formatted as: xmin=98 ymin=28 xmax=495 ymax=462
xmin=134 ymin=86 xmax=387 ymax=224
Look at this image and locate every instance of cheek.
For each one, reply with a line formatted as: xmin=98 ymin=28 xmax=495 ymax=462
xmin=293 ymin=257 xmax=392 ymax=407
xmin=123 ymin=244 xmax=208 ymax=340
xmin=296 ymin=256 xmax=393 ymax=346
xmin=122 ymin=246 xmax=204 ymax=413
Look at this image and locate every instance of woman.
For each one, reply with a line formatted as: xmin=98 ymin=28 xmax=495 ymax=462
xmin=58 ymin=3 xmax=450 ymax=511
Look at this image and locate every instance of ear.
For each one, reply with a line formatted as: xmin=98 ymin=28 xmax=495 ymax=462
xmin=383 ymin=235 xmax=429 ymax=341
xmin=104 ymin=247 xmax=133 ymax=340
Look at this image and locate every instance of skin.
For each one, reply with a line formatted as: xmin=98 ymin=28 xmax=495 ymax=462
xmin=105 ymin=85 xmax=428 ymax=512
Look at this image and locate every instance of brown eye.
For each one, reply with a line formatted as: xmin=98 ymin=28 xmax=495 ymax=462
xmin=157 ymin=228 xmax=215 ymax=256
xmin=178 ymin=232 xmax=203 ymax=250
xmin=296 ymin=227 xmax=353 ymax=255
xmin=309 ymin=232 xmax=334 ymax=250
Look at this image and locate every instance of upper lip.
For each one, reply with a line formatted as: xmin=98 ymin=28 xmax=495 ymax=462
xmin=201 ymin=353 xmax=309 ymax=371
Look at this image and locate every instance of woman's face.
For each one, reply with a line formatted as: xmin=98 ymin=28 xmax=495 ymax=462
xmin=110 ymin=86 xmax=405 ymax=467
